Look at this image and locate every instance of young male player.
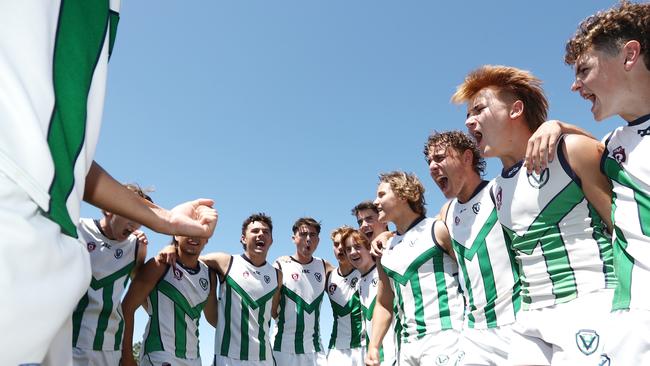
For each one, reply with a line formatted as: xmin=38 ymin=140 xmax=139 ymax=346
xmin=0 ymin=2 xmax=218 ymax=364
xmin=565 ymin=2 xmax=650 ymax=363
xmin=272 ymin=217 xmax=335 ymax=366
xmin=351 ymin=201 xmax=390 ymax=242
xmin=205 ymin=213 xmax=281 ymax=366
xmin=120 ymin=234 xmax=218 ymax=366
xmin=325 ymin=226 xmax=364 ymax=366
xmin=72 ymin=183 xmax=151 ymax=366
xmin=367 ymin=171 xmax=463 ymax=366
xmin=452 ymin=65 xmax=616 ymax=365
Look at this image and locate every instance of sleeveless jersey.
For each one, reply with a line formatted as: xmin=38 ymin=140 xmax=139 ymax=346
xmin=272 ymin=256 xmax=327 ymax=354
xmin=447 ymin=180 xmax=521 ymax=329
xmin=72 ymin=218 xmax=138 ymax=350
xmin=495 ymin=136 xmax=616 ymax=310
xmin=0 ymin=0 xmax=120 ymax=238
xmin=142 ymin=261 xmax=211 ymax=360
xmin=602 ymin=113 xmax=650 ymax=311
xmin=326 ymin=268 xmax=363 ymax=350
xmin=215 ymin=255 xmax=279 ymax=361
xmin=381 ymin=217 xmax=463 ymax=343
xmin=359 ymin=265 xmax=398 ymax=365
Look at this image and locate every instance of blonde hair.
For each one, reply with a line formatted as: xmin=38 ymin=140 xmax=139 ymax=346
xmin=378 ymin=171 xmax=426 ymax=216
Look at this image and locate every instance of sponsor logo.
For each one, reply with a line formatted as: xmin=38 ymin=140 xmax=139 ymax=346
xmin=504 ymin=163 xmax=521 ymax=177
xmin=613 ymin=146 xmax=626 ymax=164
xmin=372 ymin=278 xmax=378 ymax=287
xmin=329 ymin=283 xmax=338 ymax=295
xmin=638 ymin=126 xmax=650 ymax=137
xmin=314 ymin=272 xmax=322 ymax=282
xmin=527 ymin=168 xmax=550 ymax=189
xmin=454 ymin=216 xmax=460 ymax=225
xmin=496 ymin=187 xmax=503 ymax=210
xmin=102 ymin=243 xmax=112 ymax=250
xmin=350 ymin=277 xmax=358 ymax=289
xmin=87 ymin=242 xmax=96 ymax=252
xmin=435 ymin=354 xmax=449 ymax=365
xmin=408 ymin=240 xmax=416 ymax=247
xmin=243 ymin=271 xmax=250 ymax=279
xmin=576 ymin=329 xmax=599 ymax=355
xmin=472 ymin=202 xmax=481 ymax=214
xmin=114 ymin=248 xmax=123 ymax=259
xmin=292 ymin=273 xmax=299 ymax=281
xmin=264 ymin=275 xmax=271 ymax=284
xmin=199 ymin=278 xmax=209 ymax=291
xmin=598 ymin=355 xmax=611 ymax=366
xmin=173 ymin=267 xmax=183 ymax=280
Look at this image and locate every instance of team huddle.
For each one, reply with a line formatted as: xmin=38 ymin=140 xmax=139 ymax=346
xmin=2 ymin=1 xmax=650 ymax=365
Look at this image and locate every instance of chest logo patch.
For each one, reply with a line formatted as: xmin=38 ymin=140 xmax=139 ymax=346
xmin=328 ymin=283 xmax=337 ymax=295
xmin=454 ymin=216 xmax=460 ymax=225
xmin=372 ymin=278 xmax=378 ymax=287
xmin=496 ymin=187 xmax=503 ymax=211
xmin=173 ymin=267 xmax=183 ymax=280
xmin=527 ymin=168 xmax=550 ymax=189
xmin=576 ymin=329 xmax=599 ymax=355
xmin=612 ymin=146 xmax=626 ymax=164
xmin=264 ymin=275 xmax=271 ymax=284
xmin=314 ymin=272 xmax=322 ymax=282
xmin=350 ymin=277 xmax=358 ymax=289
xmin=472 ymin=202 xmax=481 ymax=214
xmin=243 ymin=271 xmax=250 ymax=279
xmin=114 ymin=248 xmax=123 ymax=259
xmin=87 ymin=242 xmax=96 ymax=252
xmin=199 ymin=278 xmax=209 ymax=291
xmin=292 ymin=273 xmax=299 ymax=281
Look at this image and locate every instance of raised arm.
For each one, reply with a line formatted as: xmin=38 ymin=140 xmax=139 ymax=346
xmin=366 ymin=264 xmax=394 ymax=366
xmin=199 ymin=252 xmax=232 ymax=281
xmin=525 ymin=120 xmax=596 ymax=174
xmin=130 ymin=232 xmax=148 ymax=279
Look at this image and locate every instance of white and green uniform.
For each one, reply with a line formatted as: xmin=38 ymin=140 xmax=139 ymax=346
xmin=273 ymin=256 xmax=327 ymax=354
xmin=447 ymin=180 xmax=520 ymax=328
xmin=359 ymin=265 xmax=397 ymax=366
xmin=141 ymin=261 xmax=211 ymax=363
xmin=0 ymin=1 xmax=119 ymax=363
xmin=494 ymin=137 xmax=616 ymax=310
xmin=326 ymin=269 xmax=363 ymax=350
xmin=601 ymin=114 xmax=650 ymax=311
xmin=72 ymin=218 xmax=139 ymax=352
xmin=215 ymin=255 xmax=279 ymax=363
xmin=381 ymin=217 xmax=464 ymax=343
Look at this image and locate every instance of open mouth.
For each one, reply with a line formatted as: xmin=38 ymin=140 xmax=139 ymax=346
xmin=349 ymin=254 xmax=361 ymax=264
xmin=582 ymin=92 xmax=596 ymax=110
xmin=254 ymin=240 xmax=266 ymax=249
xmin=362 ymin=228 xmax=374 ymax=239
xmin=472 ymin=131 xmax=483 ymax=146
xmin=436 ymin=176 xmax=449 ymax=191
xmin=187 ymin=238 xmax=200 ymax=246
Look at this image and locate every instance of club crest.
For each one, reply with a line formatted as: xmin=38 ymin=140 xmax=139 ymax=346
xmin=328 ymin=283 xmax=337 ymax=295
xmin=243 ymin=271 xmax=250 ymax=279
xmin=87 ymin=242 xmax=96 ymax=252
xmin=472 ymin=202 xmax=481 ymax=214
xmin=314 ymin=272 xmax=322 ymax=282
xmin=350 ymin=277 xmax=358 ymax=289
xmin=292 ymin=273 xmax=299 ymax=281
xmin=454 ymin=216 xmax=460 ymax=225
xmin=612 ymin=146 xmax=626 ymax=164
xmin=173 ymin=267 xmax=183 ymax=280
xmin=372 ymin=278 xmax=378 ymax=287
xmin=496 ymin=187 xmax=503 ymax=211
xmin=598 ymin=355 xmax=611 ymax=366
xmin=435 ymin=354 xmax=449 ymax=365
xmin=199 ymin=278 xmax=209 ymax=291
xmin=527 ymin=168 xmax=550 ymax=189
xmin=576 ymin=329 xmax=599 ymax=355
xmin=114 ymin=248 xmax=123 ymax=259
xmin=264 ymin=275 xmax=271 ymax=284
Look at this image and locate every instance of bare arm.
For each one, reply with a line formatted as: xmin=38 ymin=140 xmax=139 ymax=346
xmin=130 ymin=233 xmax=148 ymax=279
xmin=203 ymin=269 xmax=218 ymax=327
xmin=563 ymin=134 xmax=613 ymax=232
xmin=84 ymin=161 xmax=218 ymax=238
xmin=525 ymin=120 xmax=596 ymax=174
xmin=434 ymin=219 xmax=456 ymax=261
xmin=271 ymin=271 xmax=283 ymax=319
xmin=323 ymin=260 xmax=335 ymax=275
xmin=120 ymin=258 xmax=168 ymax=366
xmin=366 ymin=264 xmax=394 ymax=366
xmin=369 ymin=231 xmax=394 ymax=258
xmin=199 ymin=252 xmax=232 ymax=281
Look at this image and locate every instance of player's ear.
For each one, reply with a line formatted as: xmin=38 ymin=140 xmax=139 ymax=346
xmin=622 ymin=40 xmax=641 ymax=71
xmin=462 ymin=149 xmax=473 ymax=165
xmin=510 ymin=100 xmax=524 ymax=119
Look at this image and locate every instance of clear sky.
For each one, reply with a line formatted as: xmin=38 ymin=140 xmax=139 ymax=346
xmin=81 ymin=0 xmax=621 ymax=363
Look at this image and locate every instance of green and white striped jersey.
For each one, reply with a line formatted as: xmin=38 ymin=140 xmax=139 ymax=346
xmin=495 ymin=137 xmax=616 ymax=310
xmin=359 ymin=265 xmax=398 ymax=366
xmin=602 ymin=114 xmax=650 ymax=311
xmin=215 ymin=255 xmax=279 ymax=361
xmin=0 ymin=0 xmax=120 ymax=238
xmin=381 ymin=217 xmax=464 ymax=343
xmin=447 ymin=180 xmax=521 ymax=329
xmin=72 ymin=218 xmax=138 ymax=350
xmin=326 ymin=268 xmax=363 ymax=350
xmin=142 ymin=261 xmax=211 ymax=360
xmin=272 ymin=256 xmax=326 ymax=354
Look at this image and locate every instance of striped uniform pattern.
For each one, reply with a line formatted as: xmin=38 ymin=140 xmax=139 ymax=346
xmin=215 ymin=255 xmax=279 ymax=361
xmin=326 ymin=268 xmax=363 ymax=350
xmin=602 ymin=114 xmax=650 ymax=311
xmin=359 ymin=265 xmax=398 ymax=365
xmin=272 ymin=256 xmax=327 ymax=354
xmin=495 ymin=137 xmax=616 ymax=310
xmin=446 ymin=180 xmax=521 ymax=329
xmin=142 ymin=261 xmax=211 ymax=360
xmin=72 ymin=218 xmax=138 ymax=350
xmin=381 ymin=217 xmax=463 ymax=343
xmin=0 ymin=0 xmax=120 ymax=238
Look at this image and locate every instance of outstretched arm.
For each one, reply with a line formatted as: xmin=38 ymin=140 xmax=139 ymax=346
xmin=84 ymin=161 xmax=218 ymax=238
xmin=366 ymin=265 xmax=394 ymax=366
xmin=525 ymin=120 xmax=595 ymax=174
xmin=199 ymin=252 xmax=232 ymax=281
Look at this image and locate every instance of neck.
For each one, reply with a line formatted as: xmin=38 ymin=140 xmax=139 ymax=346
xmin=358 ymin=260 xmax=375 ymax=274
xmin=98 ymin=218 xmax=115 ymax=240
xmin=244 ymin=251 xmax=266 ymax=266
xmin=294 ymin=252 xmax=313 ymax=264
xmin=177 ymin=250 xmax=199 ymax=269
xmin=456 ymin=173 xmax=484 ymax=203
xmin=338 ymin=261 xmax=354 ymax=276
xmin=621 ymin=70 xmax=650 ymax=122
xmin=499 ymin=125 xmax=531 ymax=170
xmin=393 ymin=209 xmax=421 ymax=235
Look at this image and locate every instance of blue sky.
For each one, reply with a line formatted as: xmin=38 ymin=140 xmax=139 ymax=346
xmin=82 ymin=0 xmax=620 ymax=362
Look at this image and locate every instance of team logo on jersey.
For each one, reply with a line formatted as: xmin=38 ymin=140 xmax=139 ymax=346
xmin=454 ymin=216 xmax=460 ymax=225
xmin=638 ymin=126 xmax=650 ymax=137
xmin=527 ymin=168 xmax=550 ymax=189
xmin=199 ymin=278 xmax=209 ymax=291
xmin=87 ymin=242 xmax=97 ymax=252
xmin=612 ymin=146 xmax=626 ymax=164
xmin=329 ymin=283 xmax=338 ymax=295
xmin=472 ymin=202 xmax=481 ymax=214
xmin=576 ymin=329 xmax=599 ymax=355
xmin=351 ymin=277 xmax=358 ymax=289
xmin=243 ymin=271 xmax=250 ymax=279
xmin=173 ymin=267 xmax=183 ymax=280
xmin=435 ymin=354 xmax=450 ymax=365
xmin=598 ymin=355 xmax=611 ymax=366
xmin=292 ymin=273 xmax=299 ymax=281
xmin=496 ymin=187 xmax=503 ymax=210
xmin=314 ymin=272 xmax=322 ymax=282
xmin=114 ymin=248 xmax=123 ymax=259
xmin=264 ymin=275 xmax=271 ymax=284
xmin=372 ymin=278 xmax=378 ymax=287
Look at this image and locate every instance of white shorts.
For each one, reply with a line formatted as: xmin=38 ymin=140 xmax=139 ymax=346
xmin=508 ymin=289 xmax=612 ymax=366
xmin=0 ymin=172 xmax=91 ymax=365
xmin=398 ymin=329 xmax=460 ymax=366
xmin=326 ymin=347 xmax=363 ymax=366
xmin=272 ymin=350 xmax=327 ymax=366
xmin=599 ymin=308 xmax=650 ymax=366
xmin=73 ymin=347 xmax=121 ymax=366
xmin=213 ymin=354 xmax=274 ymax=366
xmin=141 ymin=351 xmax=202 ymax=366
xmin=456 ymin=325 xmax=513 ymax=366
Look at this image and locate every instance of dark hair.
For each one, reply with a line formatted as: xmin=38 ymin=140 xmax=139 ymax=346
xmin=241 ymin=213 xmax=273 ymax=237
xmin=292 ymin=217 xmax=321 ymax=234
xmin=350 ymin=201 xmax=378 ymax=217
xmin=424 ymin=130 xmax=486 ymax=175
